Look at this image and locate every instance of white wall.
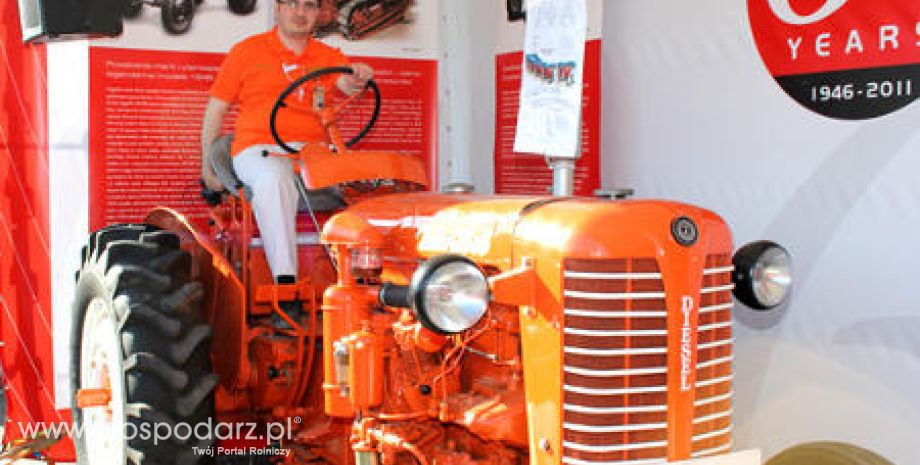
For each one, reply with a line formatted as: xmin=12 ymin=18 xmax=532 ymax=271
xmin=602 ymin=2 xmax=920 ymax=463
xmin=437 ymin=0 xmax=497 ymax=192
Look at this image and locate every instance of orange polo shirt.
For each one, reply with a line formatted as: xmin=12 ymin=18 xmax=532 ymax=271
xmin=210 ymin=28 xmax=349 ymax=156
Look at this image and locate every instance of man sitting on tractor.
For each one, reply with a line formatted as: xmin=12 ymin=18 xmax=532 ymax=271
xmin=199 ymin=0 xmax=373 ymax=304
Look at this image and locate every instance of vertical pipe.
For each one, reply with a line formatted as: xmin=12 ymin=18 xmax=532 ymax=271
xmin=548 ymin=157 xmax=575 ymax=196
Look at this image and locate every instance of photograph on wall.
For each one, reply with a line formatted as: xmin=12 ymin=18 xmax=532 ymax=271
xmin=313 ymin=0 xmax=416 ymax=42
xmin=99 ymin=0 xmax=268 ymax=52
xmin=119 ymin=0 xmax=259 ymax=36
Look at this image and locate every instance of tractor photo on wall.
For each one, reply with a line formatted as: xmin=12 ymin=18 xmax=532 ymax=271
xmin=314 ymin=0 xmax=413 ymax=40
xmin=68 ymin=66 xmax=807 ymax=465
xmin=122 ymin=0 xmax=257 ymax=35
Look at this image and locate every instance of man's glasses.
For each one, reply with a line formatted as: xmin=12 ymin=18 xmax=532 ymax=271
xmin=277 ymin=0 xmax=319 ymax=11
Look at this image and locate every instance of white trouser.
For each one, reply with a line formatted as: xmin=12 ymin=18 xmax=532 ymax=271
xmin=232 ymin=144 xmax=303 ymax=278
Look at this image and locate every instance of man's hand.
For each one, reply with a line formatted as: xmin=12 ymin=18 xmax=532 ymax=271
xmin=351 ymin=62 xmax=373 ymax=86
xmin=337 ymin=63 xmax=374 ymax=96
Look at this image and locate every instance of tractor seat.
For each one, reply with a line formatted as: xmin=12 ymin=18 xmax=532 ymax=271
xmin=209 ymin=134 xmax=346 ymax=212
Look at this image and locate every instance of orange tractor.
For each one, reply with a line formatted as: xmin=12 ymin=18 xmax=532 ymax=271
xmin=70 ymin=68 xmax=792 ymax=465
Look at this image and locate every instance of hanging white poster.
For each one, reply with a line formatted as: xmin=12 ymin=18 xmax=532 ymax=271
xmin=513 ymin=0 xmax=587 ymax=158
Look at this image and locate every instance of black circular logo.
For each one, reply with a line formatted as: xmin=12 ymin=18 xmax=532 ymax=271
xmin=749 ymin=0 xmax=920 ymax=120
xmin=671 ymin=217 xmax=699 ymax=247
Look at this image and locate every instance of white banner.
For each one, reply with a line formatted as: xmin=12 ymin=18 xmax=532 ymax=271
xmin=513 ymin=0 xmax=587 ymax=158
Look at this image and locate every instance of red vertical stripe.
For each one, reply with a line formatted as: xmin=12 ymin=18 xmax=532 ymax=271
xmin=0 ymin=2 xmax=74 ymax=460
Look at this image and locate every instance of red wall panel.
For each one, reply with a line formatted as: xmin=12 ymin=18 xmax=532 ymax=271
xmin=0 ymin=2 xmax=72 ymax=459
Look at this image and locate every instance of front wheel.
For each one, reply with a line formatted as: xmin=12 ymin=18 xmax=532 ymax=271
xmin=71 ymin=224 xmax=217 ymax=464
xmin=766 ymin=442 xmax=895 ymax=465
xmin=161 ymin=0 xmax=195 ymax=34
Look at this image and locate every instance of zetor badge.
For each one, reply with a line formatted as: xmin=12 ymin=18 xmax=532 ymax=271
xmin=749 ymin=0 xmax=920 ymax=119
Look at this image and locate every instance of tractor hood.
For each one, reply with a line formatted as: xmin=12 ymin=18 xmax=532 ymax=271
xmin=325 ymin=192 xmax=732 ymax=275
xmin=324 ymin=193 xmax=546 ymax=274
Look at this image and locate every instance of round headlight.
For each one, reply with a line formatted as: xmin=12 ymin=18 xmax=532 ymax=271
xmin=410 ymin=255 xmax=490 ymax=334
xmin=732 ymin=241 xmax=793 ymax=310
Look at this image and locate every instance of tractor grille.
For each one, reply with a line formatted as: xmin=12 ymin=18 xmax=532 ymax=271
xmin=561 ymin=256 xmax=735 ymax=465
xmin=691 ymin=254 xmax=734 ymax=458
xmin=562 ymin=258 xmax=669 ymax=464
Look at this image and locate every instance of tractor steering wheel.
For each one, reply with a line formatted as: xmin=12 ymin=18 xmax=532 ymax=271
xmin=269 ymin=66 xmax=381 ymax=154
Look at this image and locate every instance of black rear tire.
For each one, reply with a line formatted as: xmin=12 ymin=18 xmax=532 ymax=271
xmin=228 ymin=0 xmax=256 ymax=15
xmin=71 ymin=224 xmax=216 ymax=465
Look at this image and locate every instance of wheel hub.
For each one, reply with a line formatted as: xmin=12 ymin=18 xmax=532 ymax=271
xmin=79 ymin=298 xmax=127 ymax=465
